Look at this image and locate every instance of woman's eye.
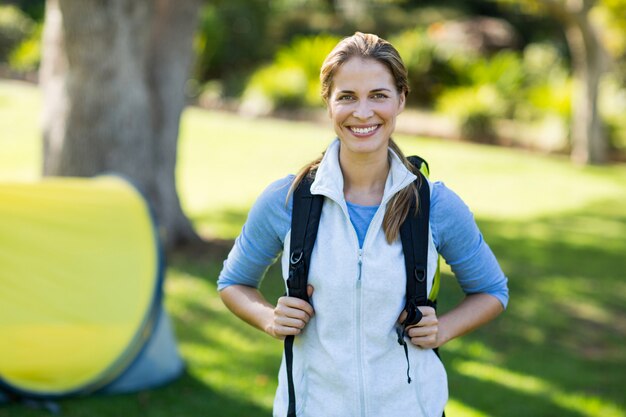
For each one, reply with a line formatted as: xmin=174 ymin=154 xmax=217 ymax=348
xmin=337 ymin=95 xmax=354 ymax=101
xmin=372 ymin=93 xmax=388 ymax=100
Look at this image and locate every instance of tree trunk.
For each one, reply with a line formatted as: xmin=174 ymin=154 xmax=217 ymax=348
xmin=565 ymin=8 xmax=608 ymax=164
xmin=40 ymin=0 xmax=202 ymax=250
xmin=546 ymin=0 xmax=608 ymax=164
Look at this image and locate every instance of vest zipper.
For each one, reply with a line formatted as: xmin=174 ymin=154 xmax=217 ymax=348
xmin=356 ymin=249 xmax=366 ymax=417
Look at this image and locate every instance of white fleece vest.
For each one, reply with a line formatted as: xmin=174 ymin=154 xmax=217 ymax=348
xmin=274 ymin=140 xmax=447 ymax=417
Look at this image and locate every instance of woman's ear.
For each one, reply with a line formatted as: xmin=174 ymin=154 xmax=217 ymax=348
xmin=398 ymin=92 xmax=406 ymax=113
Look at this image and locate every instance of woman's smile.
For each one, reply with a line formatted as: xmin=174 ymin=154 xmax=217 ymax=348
xmin=348 ymin=124 xmax=381 ymax=136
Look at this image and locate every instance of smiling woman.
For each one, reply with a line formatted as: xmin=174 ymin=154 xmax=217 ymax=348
xmin=217 ymin=32 xmax=508 ymax=417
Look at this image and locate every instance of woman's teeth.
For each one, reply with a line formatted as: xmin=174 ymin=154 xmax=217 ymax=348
xmin=350 ymin=125 xmax=377 ymax=134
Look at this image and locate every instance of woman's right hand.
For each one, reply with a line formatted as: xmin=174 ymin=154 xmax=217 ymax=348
xmin=266 ymin=285 xmax=315 ymax=340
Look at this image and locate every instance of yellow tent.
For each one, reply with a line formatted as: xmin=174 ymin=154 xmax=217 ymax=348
xmin=0 ymin=176 xmax=182 ymax=400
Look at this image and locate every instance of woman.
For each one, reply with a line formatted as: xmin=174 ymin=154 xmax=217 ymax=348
xmin=218 ymin=32 xmax=509 ymax=417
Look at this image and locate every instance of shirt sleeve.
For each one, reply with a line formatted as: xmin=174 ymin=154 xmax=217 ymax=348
xmin=217 ymin=175 xmax=294 ymax=291
xmin=430 ymin=181 xmax=509 ymax=309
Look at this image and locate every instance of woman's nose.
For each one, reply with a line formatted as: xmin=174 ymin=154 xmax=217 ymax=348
xmin=353 ymin=101 xmax=373 ymax=120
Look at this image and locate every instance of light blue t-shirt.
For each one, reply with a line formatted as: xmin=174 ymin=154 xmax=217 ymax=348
xmin=217 ymin=175 xmax=509 ymax=308
xmin=346 ymin=201 xmax=378 ymax=248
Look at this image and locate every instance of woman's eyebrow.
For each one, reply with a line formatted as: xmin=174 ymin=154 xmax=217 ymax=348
xmin=337 ymin=88 xmax=392 ymax=94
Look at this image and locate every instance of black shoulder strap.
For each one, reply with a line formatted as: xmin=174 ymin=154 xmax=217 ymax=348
xmin=287 ymin=172 xmax=324 ymax=302
xmin=399 ymin=157 xmax=432 ymax=327
xmin=285 ymin=172 xmax=323 ymax=417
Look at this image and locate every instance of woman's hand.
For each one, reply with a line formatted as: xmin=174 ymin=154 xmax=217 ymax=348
xmin=398 ymin=306 xmax=441 ymax=349
xmin=396 ymin=294 xmax=505 ymax=349
xmin=266 ymin=285 xmax=315 ymax=340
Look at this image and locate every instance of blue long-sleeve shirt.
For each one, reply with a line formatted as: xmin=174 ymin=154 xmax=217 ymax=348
xmin=218 ymin=175 xmax=509 ymax=309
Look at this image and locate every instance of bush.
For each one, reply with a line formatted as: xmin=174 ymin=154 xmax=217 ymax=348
xmin=240 ymin=34 xmax=339 ymax=116
xmin=436 ymin=85 xmax=502 ymax=142
xmin=0 ymin=5 xmax=35 ymax=62
xmin=239 ymin=65 xmax=308 ymax=115
xmin=460 ymin=111 xmax=497 ymax=143
xmin=446 ymin=50 xmax=526 ymax=118
xmin=8 ymin=22 xmax=40 ymax=71
xmin=432 ymin=42 xmax=576 ymax=148
xmin=192 ymin=1 xmax=273 ymax=96
xmin=518 ymin=43 xmax=571 ymax=120
xmin=390 ymin=28 xmax=459 ymax=106
xmin=433 ymin=51 xmax=526 ymax=142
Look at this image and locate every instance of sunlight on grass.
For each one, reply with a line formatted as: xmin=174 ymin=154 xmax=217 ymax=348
xmin=395 ymin=135 xmax=626 ymax=221
xmin=165 ymin=267 xmax=279 ymax=412
xmin=444 ymin=339 xmax=503 ymax=363
xmin=455 ymin=361 xmax=626 ymax=417
xmin=446 ymin=399 xmax=490 ymax=417
xmin=178 ymin=104 xmax=626 ymax=240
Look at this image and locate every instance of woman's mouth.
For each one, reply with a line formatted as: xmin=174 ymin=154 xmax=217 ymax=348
xmin=349 ymin=125 xmax=380 ymax=136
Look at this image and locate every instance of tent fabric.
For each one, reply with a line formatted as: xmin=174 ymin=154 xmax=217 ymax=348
xmin=0 ymin=176 xmax=183 ymax=399
xmin=101 ymin=307 xmax=183 ymax=394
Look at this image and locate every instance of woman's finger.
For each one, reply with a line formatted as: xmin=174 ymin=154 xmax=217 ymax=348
xmin=407 ymin=324 xmax=438 ymax=338
xmin=410 ymin=334 xmax=438 ymax=349
xmin=275 ymin=315 xmax=309 ymax=329
xmin=277 ymin=296 xmax=315 ymax=318
xmin=275 ymin=303 xmax=313 ymax=322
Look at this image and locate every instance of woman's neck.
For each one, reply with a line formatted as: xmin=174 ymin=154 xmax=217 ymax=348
xmin=339 ymin=148 xmax=389 ymax=206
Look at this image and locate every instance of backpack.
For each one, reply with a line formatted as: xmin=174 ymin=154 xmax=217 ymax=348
xmin=284 ymin=156 xmax=441 ymax=417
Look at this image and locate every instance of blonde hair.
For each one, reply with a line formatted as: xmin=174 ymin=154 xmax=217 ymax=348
xmin=290 ymin=32 xmax=420 ymax=244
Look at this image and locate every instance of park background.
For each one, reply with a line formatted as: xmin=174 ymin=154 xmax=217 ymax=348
xmin=1 ymin=0 xmax=626 ymax=416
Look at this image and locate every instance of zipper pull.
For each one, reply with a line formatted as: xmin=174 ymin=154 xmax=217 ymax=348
xmin=356 ymin=249 xmax=363 ymax=287
xmin=396 ymin=324 xmax=412 ymax=384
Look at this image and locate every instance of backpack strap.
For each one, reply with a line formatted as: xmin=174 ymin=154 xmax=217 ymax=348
xmin=395 ymin=157 xmax=435 ymax=385
xmin=399 ymin=157 xmax=432 ymax=328
xmin=285 ymin=172 xmax=323 ymax=417
xmin=287 ymin=172 xmax=324 ymax=301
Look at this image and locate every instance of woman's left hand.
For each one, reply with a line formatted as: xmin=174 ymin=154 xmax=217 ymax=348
xmin=398 ymin=306 xmax=441 ymax=349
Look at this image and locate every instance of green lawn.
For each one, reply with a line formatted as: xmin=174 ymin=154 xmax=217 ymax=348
xmin=1 ymin=79 xmax=626 ymax=417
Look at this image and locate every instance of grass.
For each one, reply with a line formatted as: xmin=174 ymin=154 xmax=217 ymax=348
xmin=1 ymin=79 xmax=626 ymax=416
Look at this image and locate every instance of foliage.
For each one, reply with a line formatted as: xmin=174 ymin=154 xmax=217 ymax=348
xmin=239 ymin=34 xmax=340 ymax=115
xmin=601 ymin=76 xmax=626 ymax=151
xmin=192 ymin=1 xmax=273 ymax=96
xmin=4 ymin=0 xmax=45 ymax=21
xmin=0 ymin=5 xmax=34 ymax=62
xmin=7 ymin=22 xmax=40 ymax=71
xmin=390 ymin=28 xmax=459 ymax=106
xmin=433 ymin=47 xmax=547 ymax=142
xmin=520 ymin=43 xmax=571 ymax=118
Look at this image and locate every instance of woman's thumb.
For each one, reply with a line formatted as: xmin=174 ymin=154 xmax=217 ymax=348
xmin=307 ymin=284 xmax=315 ymax=298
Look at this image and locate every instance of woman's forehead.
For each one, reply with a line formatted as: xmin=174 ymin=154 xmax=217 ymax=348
xmin=331 ymin=58 xmax=395 ymax=91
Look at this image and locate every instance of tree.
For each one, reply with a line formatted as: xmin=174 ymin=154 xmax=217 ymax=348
xmin=40 ymin=0 xmax=202 ymax=250
xmin=545 ymin=0 xmax=608 ymax=165
xmin=498 ymin=0 xmax=612 ymax=164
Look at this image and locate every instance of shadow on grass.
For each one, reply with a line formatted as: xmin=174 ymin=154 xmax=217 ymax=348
xmin=436 ymin=197 xmax=626 ymax=416
xmin=0 ymin=371 xmax=269 ymax=417
xmin=168 ymin=195 xmax=626 ymax=417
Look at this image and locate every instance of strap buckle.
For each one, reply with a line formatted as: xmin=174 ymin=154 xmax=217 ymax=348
xmin=414 ymin=267 xmax=426 ymax=283
xmin=287 ymin=251 xmax=308 ymax=301
xmin=403 ymin=298 xmax=423 ymax=328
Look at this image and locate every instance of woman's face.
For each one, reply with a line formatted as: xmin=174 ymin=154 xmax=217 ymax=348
xmin=327 ymin=57 xmax=405 ymax=160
